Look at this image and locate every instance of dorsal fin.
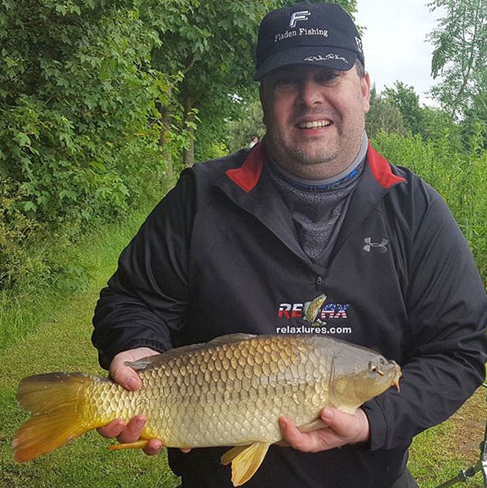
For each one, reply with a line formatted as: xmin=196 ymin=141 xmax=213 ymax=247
xmin=125 ymin=333 xmax=257 ymax=371
xmin=208 ymin=333 xmax=256 ymax=345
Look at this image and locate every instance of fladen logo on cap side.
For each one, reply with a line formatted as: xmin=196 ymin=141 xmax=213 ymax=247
xmin=304 ymin=53 xmax=348 ymax=64
xmin=289 ymin=10 xmax=311 ymax=28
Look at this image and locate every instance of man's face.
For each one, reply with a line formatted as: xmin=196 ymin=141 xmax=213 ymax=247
xmin=259 ymin=64 xmax=370 ymax=179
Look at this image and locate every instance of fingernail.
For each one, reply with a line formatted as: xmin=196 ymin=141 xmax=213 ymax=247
xmin=148 ymin=440 xmax=161 ymax=452
xmin=126 ymin=377 xmax=138 ymax=390
xmin=135 ymin=417 xmax=145 ymax=427
xmin=322 ymin=408 xmax=334 ymax=419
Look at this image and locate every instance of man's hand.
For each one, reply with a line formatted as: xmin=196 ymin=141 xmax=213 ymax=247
xmin=278 ymin=407 xmax=370 ymax=453
xmin=97 ymin=347 xmax=164 ymax=456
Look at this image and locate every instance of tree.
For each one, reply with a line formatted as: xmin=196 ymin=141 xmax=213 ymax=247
xmin=384 ymin=82 xmax=423 ymax=135
xmin=226 ymin=98 xmax=266 ymax=153
xmin=141 ymin=0 xmax=272 ymax=167
xmin=0 ymin=0 xmax=166 ymax=224
xmin=366 ymin=86 xmax=406 ymax=139
xmin=420 ymin=106 xmax=462 ymax=147
xmin=427 ymin=0 xmax=487 ymax=120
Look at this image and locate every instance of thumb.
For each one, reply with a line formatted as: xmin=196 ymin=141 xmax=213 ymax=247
xmin=110 ymin=356 xmax=141 ymax=391
xmin=320 ymin=408 xmax=370 ymax=444
xmin=320 ymin=408 xmax=342 ymax=430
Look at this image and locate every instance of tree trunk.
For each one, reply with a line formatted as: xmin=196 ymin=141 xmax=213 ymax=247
xmin=159 ymin=104 xmax=174 ymax=181
xmin=156 ymin=85 xmax=174 ymax=181
xmin=183 ymin=92 xmax=195 ymax=168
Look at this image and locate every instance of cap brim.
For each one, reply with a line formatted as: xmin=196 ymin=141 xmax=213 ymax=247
xmin=255 ymin=46 xmax=358 ymax=81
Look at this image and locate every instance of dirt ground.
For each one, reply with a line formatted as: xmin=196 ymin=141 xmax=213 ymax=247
xmin=449 ymin=386 xmax=487 ymax=459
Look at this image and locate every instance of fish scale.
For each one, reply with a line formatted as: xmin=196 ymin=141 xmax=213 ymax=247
xmin=13 ymin=333 xmax=401 ymax=486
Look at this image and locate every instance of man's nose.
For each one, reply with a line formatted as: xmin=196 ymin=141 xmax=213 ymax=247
xmin=297 ymin=79 xmax=324 ymax=107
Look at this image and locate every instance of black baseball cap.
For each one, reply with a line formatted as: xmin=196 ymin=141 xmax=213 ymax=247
xmin=255 ymin=1 xmax=364 ymax=80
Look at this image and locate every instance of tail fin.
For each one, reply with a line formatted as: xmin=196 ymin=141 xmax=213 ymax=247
xmin=13 ymin=372 xmax=96 ymax=462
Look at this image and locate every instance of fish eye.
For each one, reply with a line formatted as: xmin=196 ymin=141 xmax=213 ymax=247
xmin=369 ymin=362 xmax=377 ymax=373
xmin=368 ymin=361 xmax=385 ymax=376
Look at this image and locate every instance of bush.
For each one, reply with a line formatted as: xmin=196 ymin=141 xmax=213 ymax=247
xmin=0 ymin=4 xmax=167 ymax=224
xmin=372 ymin=130 xmax=487 ymax=281
xmin=0 ymin=1 xmax=175 ymax=290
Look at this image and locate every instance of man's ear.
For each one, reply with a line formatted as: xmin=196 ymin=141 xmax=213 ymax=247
xmin=361 ymin=72 xmax=371 ymax=114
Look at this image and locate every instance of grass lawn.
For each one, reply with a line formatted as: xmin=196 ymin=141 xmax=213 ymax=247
xmin=0 ymin=288 xmax=179 ymax=488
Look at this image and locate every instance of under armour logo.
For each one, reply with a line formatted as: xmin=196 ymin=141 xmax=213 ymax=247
xmin=289 ymin=10 xmax=311 ymax=27
xmin=363 ymin=237 xmax=388 ymax=253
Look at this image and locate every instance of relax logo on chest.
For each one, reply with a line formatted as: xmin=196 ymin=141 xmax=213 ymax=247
xmin=276 ymin=294 xmax=353 ymax=336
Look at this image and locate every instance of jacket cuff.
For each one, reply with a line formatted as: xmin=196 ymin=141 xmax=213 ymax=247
xmin=362 ymin=398 xmax=388 ymax=450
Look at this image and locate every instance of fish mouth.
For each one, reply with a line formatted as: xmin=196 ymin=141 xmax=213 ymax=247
xmin=393 ymin=371 xmax=402 ymax=392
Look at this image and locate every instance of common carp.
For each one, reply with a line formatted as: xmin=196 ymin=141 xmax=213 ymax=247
xmin=13 ymin=333 xmax=401 ymax=486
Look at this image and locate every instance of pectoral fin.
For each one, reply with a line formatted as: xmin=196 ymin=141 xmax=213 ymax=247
xmin=297 ymin=418 xmax=328 ymax=433
xmin=337 ymin=405 xmax=357 ymax=415
xmin=107 ymin=440 xmax=149 ymax=451
xmin=221 ymin=442 xmax=270 ymax=487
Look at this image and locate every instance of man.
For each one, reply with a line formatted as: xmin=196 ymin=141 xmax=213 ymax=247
xmin=92 ymin=2 xmax=487 ymax=487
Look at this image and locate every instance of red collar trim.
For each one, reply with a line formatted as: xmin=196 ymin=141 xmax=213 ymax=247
xmin=225 ymin=142 xmax=264 ymax=193
xmin=225 ymin=141 xmax=406 ymax=192
xmin=367 ymin=142 xmax=406 ymax=188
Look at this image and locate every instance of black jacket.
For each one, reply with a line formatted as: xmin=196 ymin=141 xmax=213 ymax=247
xmin=93 ymin=142 xmax=487 ymax=488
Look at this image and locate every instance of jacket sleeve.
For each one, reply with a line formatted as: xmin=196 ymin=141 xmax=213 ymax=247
xmin=363 ymin=186 xmax=487 ymax=450
xmin=92 ymin=171 xmax=195 ymax=369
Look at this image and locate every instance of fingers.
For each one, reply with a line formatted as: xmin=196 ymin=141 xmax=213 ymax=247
xmin=117 ymin=415 xmax=146 ymax=444
xmin=97 ymin=415 xmax=148 ymax=444
xmin=278 ymin=408 xmax=370 ymax=453
xmin=143 ymin=438 xmax=164 ymax=456
xmin=97 ymin=419 xmax=126 ymax=438
xmin=320 ymin=407 xmax=370 ymax=444
xmin=109 ymin=347 xmax=160 ymax=391
xmin=97 ymin=416 xmax=164 ymax=456
xmin=109 ymin=354 xmax=142 ymax=391
xmin=97 ymin=348 xmax=164 ymax=456
xmin=279 ymin=416 xmax=322 ymax=453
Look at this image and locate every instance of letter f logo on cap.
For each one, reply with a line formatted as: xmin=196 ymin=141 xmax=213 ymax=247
xmin=289 ymin=10 xmax=311 ymax=28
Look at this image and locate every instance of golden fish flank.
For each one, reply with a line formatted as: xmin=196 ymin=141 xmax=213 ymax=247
xmin=13 ymin=333 xmax=401 ymax=486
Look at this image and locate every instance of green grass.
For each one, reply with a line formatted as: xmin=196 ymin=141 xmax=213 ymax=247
xmin=0 ymin=203 xmax=147 ymax=350
xmin=0 ymin=204 xmax=180 ymax=488
xmin=410 ymin=423 xmax=484 ymax=487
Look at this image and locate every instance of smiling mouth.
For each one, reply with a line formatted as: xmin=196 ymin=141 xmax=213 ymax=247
xmin=297 ymin=120 xmax=332 ymax=129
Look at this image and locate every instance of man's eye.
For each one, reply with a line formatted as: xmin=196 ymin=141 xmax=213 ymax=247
xmin=317 ymin=73 xmax=340 ymax=86
xmin=274 ymin=78 xmax=298 ymax=91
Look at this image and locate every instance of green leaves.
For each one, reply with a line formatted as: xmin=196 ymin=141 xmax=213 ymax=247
xmin=0 ymin=0 xmax=170 ymax=289
xmin=427 ymin=0 xmax=487 ymax=120
xmin=1 ymin=0 xmax=362 ymax=289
